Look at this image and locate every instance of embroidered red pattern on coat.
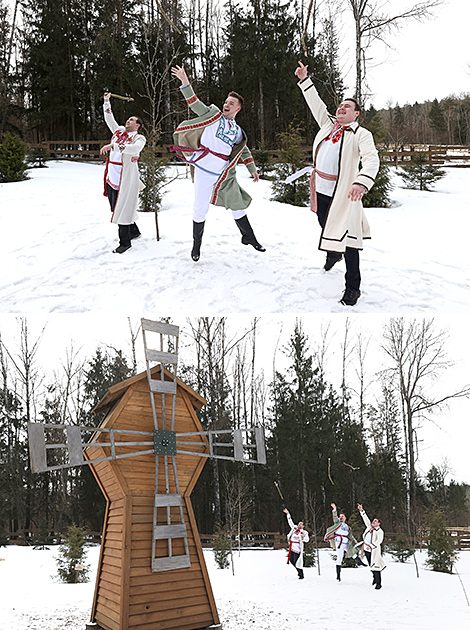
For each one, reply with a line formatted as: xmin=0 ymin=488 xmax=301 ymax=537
xmin=210 ymin=146 xmax=244 ymax=204
xmin=176 ymin=112 xmax=222 ymax=133
xmin=186 ymin=95 xmax=198 ymax=105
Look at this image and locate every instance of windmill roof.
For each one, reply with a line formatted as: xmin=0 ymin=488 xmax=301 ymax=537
xmin=91 ymin=365 xmax=207 ymax=415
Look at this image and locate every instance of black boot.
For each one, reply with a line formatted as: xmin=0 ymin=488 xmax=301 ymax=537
xmin=336 ymin=565 xmax=341 ymax=581
xmin=374 ymin=571 xmax=382 ymax=589
xmin=191 ymin=221 xmax=205 ymax=262
xmin=130 ymin=223 xmax=141 ymax=240
xmin=113 ymin=225 xmax=132 ymax=254
xmin=297 ymin=568 xmax=304 ymax=579
xmin=235 ymin=215 xmax=266 ymax=252
xmin=324 ymin=252 xmax=343 ymax=271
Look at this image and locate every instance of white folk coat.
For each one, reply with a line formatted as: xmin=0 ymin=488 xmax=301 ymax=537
xmin=286 ymin=512 xmax=309 ymax=569
xmin=103 ymin=103 xmax=146 ymax=225
xmin=298 ymin=78 xmax=380 ymax=253
xmin=358 ymin=508 xmax=386 ymax=572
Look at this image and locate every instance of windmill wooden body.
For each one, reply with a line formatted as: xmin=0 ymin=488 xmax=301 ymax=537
xmin=27 ymin=320 xmax=266 ymax=630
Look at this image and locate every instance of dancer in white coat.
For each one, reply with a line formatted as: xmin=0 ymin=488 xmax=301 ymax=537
xmin=283 ymin=508 xmax=309 ymax=579
xmin=100 ymin=93 xmax=146 ymax=253
xmin=357 ymin=503 xmax=386 ymax=589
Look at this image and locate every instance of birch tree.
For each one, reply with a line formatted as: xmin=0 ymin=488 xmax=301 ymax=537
xmin=345 ymin=0 xmax=442 ymax=103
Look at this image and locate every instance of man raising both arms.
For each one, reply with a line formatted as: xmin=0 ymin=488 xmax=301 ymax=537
xmin=170 ymin=65 xmax=265 ymax=262
xmin=295 ymin=61 xmax=379 ymax=306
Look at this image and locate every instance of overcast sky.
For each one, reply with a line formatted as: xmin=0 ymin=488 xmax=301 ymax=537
xmin=338 ymin=0 xmax=469 ymax=108
xmin=1 ymin=313 xmax=469 ymax=486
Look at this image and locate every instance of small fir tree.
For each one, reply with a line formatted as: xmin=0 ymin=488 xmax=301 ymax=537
xmin=0 ymin=133 xmax=28 ymax=182
xmin=425 ymin=510 xmax=457 ymax=573
xmin=362 ymin=160 xmax=393 ymax=208
xmin=28 ymin=145 xmax=50 ymax=168
xmin=270 ymin=124 xmax=310 ymax=207
xmin=56 ymin=524 xmax=90 ymax=583
xmin=212 ymin=525 xmax=231 ymax=569
xmin=253 ymin=147 xmax=274 ymax=180
xmin=388 ymin=535 xmax=414 ymax=563
xmin=399 ymin=153 xmax=446 ymax=191
xmin=33 ymin=519 xmax=51 ymax=550
xmin=302 ymin=538 xmax=316 ymax=568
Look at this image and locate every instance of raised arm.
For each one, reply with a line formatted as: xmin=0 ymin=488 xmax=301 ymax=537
xmin=295 ymin=62 xmax=332 ymax=129
xmin=284 ymin=509 xmax=295 ymax=531
xmin=358 ymin=503 xmax=371 ymax=528
xmin=103 ymin=93 xmax=120 ymax=134
xmin=171 ymin=64 xmax=211 ymax=117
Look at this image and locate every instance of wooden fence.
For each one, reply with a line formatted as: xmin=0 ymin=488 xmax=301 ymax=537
xmin=7 ymin=527 xmax=470 ymax=549
xmin=28 ymin=141 xmax=470 ymax=167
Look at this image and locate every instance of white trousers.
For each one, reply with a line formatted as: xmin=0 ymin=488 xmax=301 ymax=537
xmin=335 ymin=538 xmax=349 ymax=565
xmin=193 ymin=168 xmax=246 ymax=223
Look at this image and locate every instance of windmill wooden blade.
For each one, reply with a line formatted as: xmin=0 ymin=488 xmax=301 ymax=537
xmin=141 ymin=319 xmax=192 ymax=572
xmin=175 ymin=427 xmax=266 ymax=465
xmin=27 ymin=422 xmax=154 ymax=473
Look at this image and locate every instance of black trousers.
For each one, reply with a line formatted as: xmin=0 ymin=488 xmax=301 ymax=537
xmin=106 ymin=184 xmax=140 ymax=247
xmin=289 ymin=550 xmax=303 ymax=577
xmin=364 ymin=550 xmax=381 ymax=586
xmin=316 ymin=192 xmax=361 ymax=291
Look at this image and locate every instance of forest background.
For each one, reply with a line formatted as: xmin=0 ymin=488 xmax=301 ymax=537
xmin=1 ymin=315 xmax=469 ymax=545
xmin=0 ymin=0 xmax=468 ymax=149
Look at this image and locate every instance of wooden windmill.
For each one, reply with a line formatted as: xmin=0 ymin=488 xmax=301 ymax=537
xmin=27 ymin=319 xmax=266 ymax=630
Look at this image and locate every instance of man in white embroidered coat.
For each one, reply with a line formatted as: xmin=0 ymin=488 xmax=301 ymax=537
xmin=170 ymin=65 xmax=265 ymax=262
xmin=100 ymin=93 xmax=146 ymax=254
xmin=295 ymin=61 xmax=380 ymax=306
xmin=357 ymin=503 xmax=386 ymax=589
xmin=283 ymin=508 xmax=309 ymax=579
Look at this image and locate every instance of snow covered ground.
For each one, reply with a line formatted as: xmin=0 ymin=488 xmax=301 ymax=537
xmin=0 ymin=545 xmax=469 ymax=630
xmin=1 ymin=161 xmax=469 ymax=313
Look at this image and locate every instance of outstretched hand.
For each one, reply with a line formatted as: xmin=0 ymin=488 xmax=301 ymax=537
xmin=252 ymin=172 xmax=260 ymax=183
xmin=331 ymin=502 xmax=336 ymax=510
xmin=348 ymin=183 xmax=367 ymax=202
xmin=171 ymin=65 xmax=189 ymax=86
xmin=357 ymin=503 xmax=363 ymax=511
xmin=100 ymin=143 xmax=112 ymax=155
xmin=294 ymin=61 xmax=309 ymax=81
xmin=283 ymin=508 xmax=289 ymax=514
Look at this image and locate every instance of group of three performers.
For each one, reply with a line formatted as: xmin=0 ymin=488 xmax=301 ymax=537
xmin=284 ymin=502 xmax=386 ymax=588
xmin=100 ymin=61 xmax=380 ymax=307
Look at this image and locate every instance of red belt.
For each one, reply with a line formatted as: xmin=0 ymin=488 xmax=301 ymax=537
xmin=309 ymin=167 xmax=338 ymax=213
xmin=169 ymin=143 xmax=230 ymax=163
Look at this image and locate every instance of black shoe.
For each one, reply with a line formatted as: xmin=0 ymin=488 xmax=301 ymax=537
xmin=324 ymin=254 xmax=343 ymax=271
xmin=355 ymin=556 xmax=367 ymax=567
xmin=375 ymin=584 xmax=382 ymax=590
xmin=336 ymin=565 xmax=341 ymax=581
xmin=130 ymin=232 xmax=141 ymax=241
xmin=298 ymin=569 xmax=304 ymax=579
xmin=235 ymin=215 xmax=266 ymax=252
xmin=113 ymin=244 xmax=131 ymax=254
xmin=191 ymin=221 xmax=205 ymax=262
xmin=340 ymin=288 xmax=361 ymax=306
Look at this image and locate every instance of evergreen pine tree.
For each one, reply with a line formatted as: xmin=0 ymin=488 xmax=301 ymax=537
xmin=302 ymin=539 xmax=316 ymax=568
xmin=362 ymin=161 xmax=393 ymax=208
xmin=0 ymin=132 xmax=28 ymax=182
xmin=56 ymin=524 xmax=90 ymax=583
xmin=425 ymin=510 xmax=457 ymax=573
xmin=389 ymin=535 xmax=414 ymax=563
xmin=399 ymin=153 xmax=446 ymax=191
xmin=428 ymin=99 xmax=446 ymax=142
xmin=212 ymin=525 xmax=231 ymax=569
xmin=270 ymin=125 xmax=310 ymax=206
